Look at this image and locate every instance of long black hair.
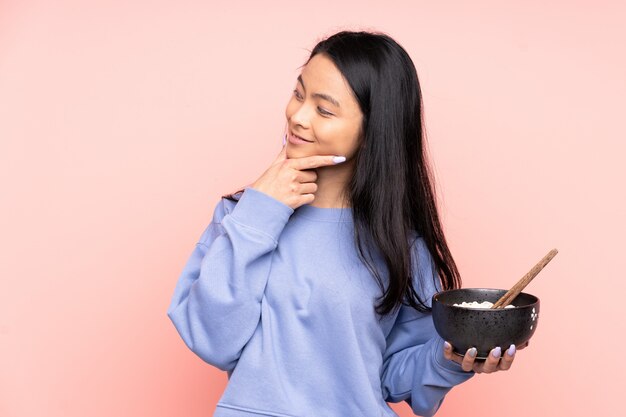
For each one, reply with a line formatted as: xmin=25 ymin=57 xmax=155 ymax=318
xmin=226 ymin=30 xmax=461 ymax=316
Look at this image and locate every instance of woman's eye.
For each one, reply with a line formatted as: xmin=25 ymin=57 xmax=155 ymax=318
xmin=292 ymin=90 xmax=332 ymax=117
xmin=318 ymin=107 xmax=333 ymax=116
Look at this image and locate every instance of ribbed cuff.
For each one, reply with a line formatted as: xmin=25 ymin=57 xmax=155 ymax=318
xmin=228 ymin=187 xmax=294 ymax=243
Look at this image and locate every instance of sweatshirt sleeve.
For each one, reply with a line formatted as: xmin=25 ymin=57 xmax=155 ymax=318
xmin=166 ymin=187 xmax=294 ymax=372
xmin=381 ymin=237 xmax=474 ymax=417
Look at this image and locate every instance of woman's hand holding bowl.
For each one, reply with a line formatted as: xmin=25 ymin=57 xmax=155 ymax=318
xmin=443 ymin=340 xmax=529 ymax=373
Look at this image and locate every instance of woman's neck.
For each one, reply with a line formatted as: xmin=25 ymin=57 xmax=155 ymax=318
xmin=309 ymin=160 xmax=353 ymax=208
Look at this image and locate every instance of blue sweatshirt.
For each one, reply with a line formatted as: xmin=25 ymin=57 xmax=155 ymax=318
xmin=167 ymin=187 xmax=474 ymax=417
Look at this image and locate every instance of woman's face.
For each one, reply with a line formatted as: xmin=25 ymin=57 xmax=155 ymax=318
xmin=285 ymin=53 xmax=364 ymax=160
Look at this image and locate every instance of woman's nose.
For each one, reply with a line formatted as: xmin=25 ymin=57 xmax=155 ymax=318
xmin=290 ymin=104 xmax=313 ymax=128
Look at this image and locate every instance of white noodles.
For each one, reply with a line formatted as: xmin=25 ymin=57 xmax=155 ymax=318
xmin=452 ymin=301 xmax=515 ymax=309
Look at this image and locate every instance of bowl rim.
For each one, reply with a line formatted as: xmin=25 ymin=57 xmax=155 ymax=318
xmin=432 ymin=287 xmax=539 ymax=309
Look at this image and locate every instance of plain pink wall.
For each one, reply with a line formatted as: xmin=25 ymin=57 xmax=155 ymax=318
xmin=1 ymin=0 xmax=625 ymax=416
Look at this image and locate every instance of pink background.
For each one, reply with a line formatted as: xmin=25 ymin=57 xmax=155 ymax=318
xmin=1 ymin=0 xmax=625 ymax=416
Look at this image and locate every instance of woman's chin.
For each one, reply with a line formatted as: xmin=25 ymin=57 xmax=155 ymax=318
xmin=286 ymin=146 xmax=315 ymax=160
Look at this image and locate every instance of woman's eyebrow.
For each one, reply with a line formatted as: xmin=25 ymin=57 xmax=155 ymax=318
xmin=297 ymin=74 xmax=341 ymax=108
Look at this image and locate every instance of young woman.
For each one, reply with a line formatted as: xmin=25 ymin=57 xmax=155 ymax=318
xmin=167 ymin=30 xmax=520 ymax=417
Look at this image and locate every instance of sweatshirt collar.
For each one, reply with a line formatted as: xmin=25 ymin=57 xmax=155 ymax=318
xmin=294 ymin=204 xmax=353 ymax=222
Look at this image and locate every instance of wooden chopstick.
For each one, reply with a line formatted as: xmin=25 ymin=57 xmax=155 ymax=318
xmin=492 ymin=248 xmax=558 ymax=309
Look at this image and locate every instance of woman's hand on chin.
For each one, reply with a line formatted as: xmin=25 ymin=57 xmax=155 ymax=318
xmin=251 ymin=145 xmax=346 ymax=209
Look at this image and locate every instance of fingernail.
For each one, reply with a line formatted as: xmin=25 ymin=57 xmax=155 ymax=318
xmin=492 ymin=347 xmax=502 ymax=359
xmin=282 ymin=134 xmax=287 ymax=145
xmin=468 ymin=347 xmax=477 ymax=358
xmin=507 ymin=344 xmax=516 ymax=357
xmin=444 ymin=341 xmax=451 ymax=350
xmin=332 ymin=156 xmax=346 ymax=164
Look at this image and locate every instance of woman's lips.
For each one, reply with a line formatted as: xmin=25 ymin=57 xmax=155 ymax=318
xmin=288 ymin=132 xmax=313 ymax=145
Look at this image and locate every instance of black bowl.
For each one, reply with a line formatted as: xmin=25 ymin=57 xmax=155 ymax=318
xmin=432 ymin=288 xmax=539 ymax=359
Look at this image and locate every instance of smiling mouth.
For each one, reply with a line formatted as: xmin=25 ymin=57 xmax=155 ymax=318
xmin=290 ymin=132 xmax=313 ymax=143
